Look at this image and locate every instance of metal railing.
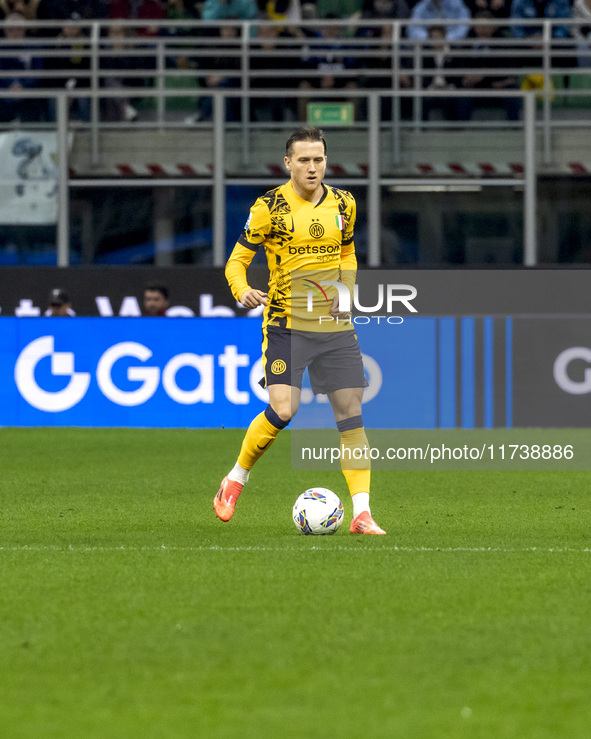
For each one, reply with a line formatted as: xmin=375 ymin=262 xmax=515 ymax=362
xmin=1 ymin=18 xmax=586 ymax=266
xmin=1 ymin=19 xmax=588 ymax=103
xmin=1 ymin=17 xmax=589 ymax=168
xmin=0 ymin=84 xmax=538 ymax=268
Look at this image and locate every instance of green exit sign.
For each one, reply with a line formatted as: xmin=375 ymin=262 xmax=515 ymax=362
xmin=307 ymin=102 xmax=354 ymax=126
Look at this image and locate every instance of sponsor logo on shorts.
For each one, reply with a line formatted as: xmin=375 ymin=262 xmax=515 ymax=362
xmin=271 ymin=359 xmax=287 ymax=375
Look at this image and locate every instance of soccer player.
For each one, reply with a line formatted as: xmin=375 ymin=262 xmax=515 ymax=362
xmin=214 ymin=126 xmax=386 ymax=535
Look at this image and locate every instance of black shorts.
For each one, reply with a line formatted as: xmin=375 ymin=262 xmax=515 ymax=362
xmin=261 ymin=325 xmax=368 ymax=394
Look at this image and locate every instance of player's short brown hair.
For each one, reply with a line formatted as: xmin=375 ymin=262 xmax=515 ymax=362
xmin=285 ymin=126 xmax=327 ymax=158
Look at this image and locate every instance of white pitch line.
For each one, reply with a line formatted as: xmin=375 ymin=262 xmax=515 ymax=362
xmin=0 ymin=545 xmax=591 ymax=553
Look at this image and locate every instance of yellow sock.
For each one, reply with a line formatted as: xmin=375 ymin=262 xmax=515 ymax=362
xmin=237 ymin=405 xmax=288 ymax=470
xmin=339 ymin=426 xmax=371 ymax=497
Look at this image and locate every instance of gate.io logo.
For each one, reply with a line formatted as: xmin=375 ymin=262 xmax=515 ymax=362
xmin=14 ymin=336 xmax=91 ymax=412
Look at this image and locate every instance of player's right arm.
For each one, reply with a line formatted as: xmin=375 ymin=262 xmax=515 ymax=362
xmin=239 ymin=286 xmax=268 ymax=309
xmin=225 ymin=198 xmax=271 ymax=307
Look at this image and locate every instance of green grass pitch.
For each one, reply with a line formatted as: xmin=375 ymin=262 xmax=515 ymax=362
xmin=1 ymin=427 xmax=591 ymax=738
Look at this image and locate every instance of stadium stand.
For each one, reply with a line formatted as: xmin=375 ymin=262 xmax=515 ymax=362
xmin=0 ymin=10 xmax=590 ymax=266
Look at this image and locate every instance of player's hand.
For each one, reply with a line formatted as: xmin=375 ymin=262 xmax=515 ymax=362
xmin=329 ymin=293 xmax=352 ymax=320
xmin=240 ymin=289 xmax=268 ymax=309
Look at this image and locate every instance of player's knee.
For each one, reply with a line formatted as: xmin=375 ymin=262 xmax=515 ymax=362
xmin=272 ymin=398 xmax=297 ymax=422
xmin=336 ymin=402 xmax=362 ymax=421
xmin=331 ymin=389 xmax=363 ymax=420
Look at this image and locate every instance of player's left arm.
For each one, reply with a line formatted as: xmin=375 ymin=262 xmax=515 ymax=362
xmin=340 ymin=192 xmax=357 ymax=295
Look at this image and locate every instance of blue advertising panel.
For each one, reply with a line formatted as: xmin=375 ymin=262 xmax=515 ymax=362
xmin=2 ymin=269 xmax=588 ymax=429
xmin=0 ymin=317 xmax=444 ymax=429
xmin=0 ymin=318 xmax=268 ymax=428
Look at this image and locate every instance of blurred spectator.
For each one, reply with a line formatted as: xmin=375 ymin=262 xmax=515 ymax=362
xmin=297 ymin=1 xmax=323 ymax=37
xmin=572 ymin=0 xmax=591 ymax=65
xmin=32 ymin=1 xmax=63 ymax=36
xmin=110 ymin=0 xmax=166 ymax=37
xmin=355 ymin=0 xmax=412 ymax=119
xmin=301 ymin=1 xmax=316 ymax=22
xmin=316 ymin=0 xmax=363 ymax=18
xmin=261 ymin=0 xmax=302 ymax=23
xmin=166 ymin=0 xmax=199 ymax=34
xmin=166 ymin=0 xmax=200 ymax=33
xmin=164 ymin=0 xmax=200 ymax=84
xmin=143 ymin=284 xmax=170 ymax=316
xmin=250 ymin=16 xmax=298 ymax=120
xmin=58 ymin=1 xmax=111 ymax=20
xmin=0 ymin=13 xmax=46 ymax=122
xmin=298 ymin=15 xmax=358 ymax=119
xmin=202 ymin=0 xmax=258 ymax=20
xmin=511 ymin=0 xmax=574 ymax=81
xmin=100 ymin=23 xmax=139 ymax=121
xmin=45 ymin=289 xmax=76 ymax=317
xmin=185 ymin=19 xmax=241 ymax=123
xmin=45 ymin=13 xmax=91 ymax=121
xmin=465 ymin=0 xmax=511 ymax=18
xmin=357 ymin=0 xmax=410 ymax=35
xmin=456 ymin=10 xmax=521 ymax=119
xmin=32 ymin=1 xmax=109 ymax=36
xmin=0 ymin=0 xmax=38 ymax=21
xmin=408 ymin=0 xmax=471 ymax=42
xmin=510 ymin=0 xmax=571 ymax=39
xmin=421 ymin=24 xmax=460 ymax=119
xmin=165 ymin=0 xmax=199 ymax=25
xmin=109 ymin=0 xmax=165 ymax=104
xmin=263 ymin=0 xmax=305 ymax=40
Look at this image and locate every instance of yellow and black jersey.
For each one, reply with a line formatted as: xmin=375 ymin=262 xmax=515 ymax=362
xmin=225 ymin=180 xmax=357 ymax=330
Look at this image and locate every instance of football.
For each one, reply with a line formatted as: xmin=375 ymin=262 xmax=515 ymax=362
xmin=292 ymin=487 xmax=344 ymax=535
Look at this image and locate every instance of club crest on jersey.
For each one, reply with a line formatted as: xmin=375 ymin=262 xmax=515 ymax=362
xmin=309 ymin=221 xmax=324 ymax=239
